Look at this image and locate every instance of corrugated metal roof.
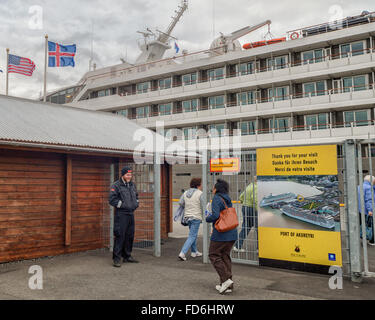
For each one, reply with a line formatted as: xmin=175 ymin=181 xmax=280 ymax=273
xmin=0 ymin=95 xmax=190 ymax=157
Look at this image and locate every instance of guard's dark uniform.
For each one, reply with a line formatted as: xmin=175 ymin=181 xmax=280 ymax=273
xmin=109 ymin=178 xmax=139 ymax=263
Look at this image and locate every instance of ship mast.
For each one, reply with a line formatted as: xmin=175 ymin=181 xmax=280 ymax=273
xmin=135 ymin=0 xmax=188 ymax=64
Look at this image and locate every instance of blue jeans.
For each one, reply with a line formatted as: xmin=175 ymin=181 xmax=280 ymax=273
xmin=235 ymin=206 xmax=258 ymax=249
xmin=181 ymin=219 xmax=201 ymax=254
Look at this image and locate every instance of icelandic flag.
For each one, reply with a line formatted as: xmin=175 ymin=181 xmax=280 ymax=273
xmin=174 ymin=42 xmax=180 ymax=54
xmin=48 ymin=41 xmax=76 ymax=67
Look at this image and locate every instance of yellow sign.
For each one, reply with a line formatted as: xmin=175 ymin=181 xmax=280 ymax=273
xmin=210 ymin=158 xmax=240 ymax=173
xmin=258 ymin=227 xmax=342 ymax=266
xmin=257 ymin=145 xmax=337 ymax=176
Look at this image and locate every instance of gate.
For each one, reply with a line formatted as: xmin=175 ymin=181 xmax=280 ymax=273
xmin=343 ymin=140 xmax=375 ymax=281
xmin=206 ymin=150 xmax=259 ymax=265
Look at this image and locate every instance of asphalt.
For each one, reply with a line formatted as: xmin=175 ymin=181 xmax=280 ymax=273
xmin=0 ymin=235 xmax=374 ymax=300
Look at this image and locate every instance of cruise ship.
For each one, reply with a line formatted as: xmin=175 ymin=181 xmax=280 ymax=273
xmin=280 ymin=204 xmax=336 ymax=229
xmin=259 ymin=192 xmax=297 ymax=207
xmin=43 ymin=2 xmax=375 ymax=196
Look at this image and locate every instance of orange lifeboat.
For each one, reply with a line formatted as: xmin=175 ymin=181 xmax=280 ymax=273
xmin=243 ymin=37 xmax=287 ymax=50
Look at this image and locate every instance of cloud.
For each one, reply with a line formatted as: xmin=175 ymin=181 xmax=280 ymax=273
xmin=0 ymin=0 xmax=373 ymax=99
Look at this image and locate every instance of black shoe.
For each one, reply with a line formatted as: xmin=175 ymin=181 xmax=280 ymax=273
xmin=113 ymin=260 xmax=121 ymax=267
xmin=125 ymin=256 xmax=139 ymax=263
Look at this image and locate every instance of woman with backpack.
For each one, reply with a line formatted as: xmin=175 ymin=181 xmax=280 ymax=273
xmin=178 ymin=178 xmax=205 ymax=261
xmin=206 ymin=179 xmax=238 ymax=294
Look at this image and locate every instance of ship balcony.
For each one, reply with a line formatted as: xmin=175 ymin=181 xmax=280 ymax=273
xmin=173 ymin=120 xmax=375 ymax=149
xmin=71 ymin=47 xmax=375 ymax=112
xmin=126 ymin=47 xmax=375 ymax=105
xmin=134 ymin=84 xmax=375 ymax=127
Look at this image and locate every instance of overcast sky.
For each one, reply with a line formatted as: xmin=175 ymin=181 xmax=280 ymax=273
xmin=0 ymin=0 xmax=373 ymax=99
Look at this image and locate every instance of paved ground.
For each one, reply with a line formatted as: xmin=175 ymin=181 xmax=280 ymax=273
xmin=0 ymin=235 xmax=374 ymax=300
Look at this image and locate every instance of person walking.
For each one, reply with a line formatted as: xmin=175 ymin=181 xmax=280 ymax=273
xmin=234 ymin=177 xmax=258 ymax=252
xmin=206 ymin=179 xmax=238 ymax=294
xmin=178 ymin=178 xmax=205 ymax=261
xmin=109 ymin=166 xmax=140 ymax=267
xmin=358 ymin=175 xmax=375 ymax=245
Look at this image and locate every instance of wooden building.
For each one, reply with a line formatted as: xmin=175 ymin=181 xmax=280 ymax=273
xmin=0 ymin=95 xmax=177 ymax=263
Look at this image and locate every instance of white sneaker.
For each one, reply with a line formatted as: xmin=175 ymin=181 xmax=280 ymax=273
xmin=233 ymin=246 xmax=245 ymax=253
xmin=178 ymin=252 xmax=186 ymax=261
xmin=219 ymin=279 xmax=234 ymax=294
xmin=215 ymin=285 xmax=232 ymax=293
xmin=191 ymin=251 xmax=202 ymax=258
xmin=368 ymin=241 xmax=375 ymax=246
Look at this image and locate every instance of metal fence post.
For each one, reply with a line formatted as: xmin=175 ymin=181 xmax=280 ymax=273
xmin=109 ymin=163 xmax=115 ymax=252
xmin=202 ymin=149 xmax=210 ymax=263
xmin=344 ymin=140 xmax=362 ymax=282
xmin=154 ymin=152 xmax=161 ymax=257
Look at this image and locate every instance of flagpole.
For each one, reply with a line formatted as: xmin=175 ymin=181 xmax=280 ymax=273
xmin=43 ymin=34 xmax=48 ymax=102
xmin=6 ymin=48 xmax=9 ymax=96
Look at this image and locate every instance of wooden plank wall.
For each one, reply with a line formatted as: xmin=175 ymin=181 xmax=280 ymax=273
xmin=0 ymin=149 xmax=113 ymax=263
xmin=0 ymin=149 xmax=66 ymax=262
xmin=70 ymin=155 xmax=112 ymax=251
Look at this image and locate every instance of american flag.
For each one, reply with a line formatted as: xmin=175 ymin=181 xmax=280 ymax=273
xmin=8 ymin=54 xmax=36 ymax=76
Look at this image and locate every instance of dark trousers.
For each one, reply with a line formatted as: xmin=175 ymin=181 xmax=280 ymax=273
xmin=209 ymin=240 xmax=235 ymax=284
xmin=113 ymin=212 xmax=135 ymax=262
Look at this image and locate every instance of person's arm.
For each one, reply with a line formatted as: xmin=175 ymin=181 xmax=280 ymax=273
xmin=364 ymin=187 xmax=373 ymax=216
xmin=178 ymin=192 xmax=185 ymax=208
xmin=206 ymin=196 xmax=221 ymax=223
xmin=239 ymin=191 xmax=244 ymax=204
xmin=109 ymin=184 xmax=122 ymax=209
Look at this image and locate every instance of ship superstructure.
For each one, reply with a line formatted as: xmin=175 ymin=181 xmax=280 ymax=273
xmin=260 ymin=192 xmax=297 ymax=207
xmin=280 ymin=204 xmax=336 ymax=230
xmin=43 ymin=6 xmax=375 ymax=196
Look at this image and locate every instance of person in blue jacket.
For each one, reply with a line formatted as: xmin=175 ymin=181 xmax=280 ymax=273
xmin=206 ymin=179 xmax=238 ymax=294
xmin=358 ymin=175 xmax=375 ymax=245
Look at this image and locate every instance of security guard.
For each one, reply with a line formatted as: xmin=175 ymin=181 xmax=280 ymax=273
xmin=109 ymin=166 xmax=139 ymax=267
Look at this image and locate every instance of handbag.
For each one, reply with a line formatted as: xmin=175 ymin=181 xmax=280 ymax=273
xmin=361 ymin=215 xmax=374 ymax=241
xmin=214 ymin=197 xmax=239 ymax=232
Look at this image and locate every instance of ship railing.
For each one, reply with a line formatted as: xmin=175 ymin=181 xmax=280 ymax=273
xmin=131 ymin=82 xmax=374 ymax=118
xmin=165 ymin=119 xmax=375 ymax=142
xmin=105 ymin=47 xmax=375 ymax=100
xmin=286 ymin=11 xmax=375 ymax=39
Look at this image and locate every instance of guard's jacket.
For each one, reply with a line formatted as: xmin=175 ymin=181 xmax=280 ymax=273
xmin=109 ymin=179 xmax=139 ymax=214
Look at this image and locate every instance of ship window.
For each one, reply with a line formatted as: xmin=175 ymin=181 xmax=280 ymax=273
xmin=351 ymin=41 xmax=364 ymax=56
xmin=341 ymin=41 xmax=364 ymax=58
xmin=342 ymin=75 xmax=366 ymax=92
xmin=159 ymin=78 xmax=172 ymax=90
xmin=116 ymin=109 xmax=128 ymax=118
xmin=237 ymin=91 xmax=255 ymax=105
xmin=137 ymin=82 xmax=149 ymax=93
xmin=182 ymin=73 xmax=197 ymax=85
xmin=267 ymin=55 xmax=287 ymax=70
xmin=136 ymin=106 xmax=150 ymax=119
xmin=182 ymin=99 xmax=198 ymax=112
xmin=208 ymin=123 xmax=226 ymax=137
xmin=182 ymin=127 xmax=198 ymax=140
xmin=240 ymin=121 xmax=256 ymax=135
xmin=344 ymin=110 xmax=369 ymax=127
xmin=303 ymin=81 xmax=326 ymax=97
xmin=208 ymin=68 xmax=224 ymax=81
xmin=159 ymin=103 xmax=172 ymax=116
xmin=270 ymin=118 xmax=289 ymax=133
xmin=239 ymin=62 xmax=254 ymax=75
xmin=302 ymin=49 xmax=324 ymax=64
xmin=209 ymin=95 xmax=225 ymax=109
xmin=305 ymin=113 xmax=328 ymax=130
xmin=268 ymin=86 xmax=288 ymax=101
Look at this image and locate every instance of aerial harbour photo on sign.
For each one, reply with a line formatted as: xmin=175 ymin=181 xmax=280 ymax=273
xmin=258 ymin=175 xmax=341 ymax=231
